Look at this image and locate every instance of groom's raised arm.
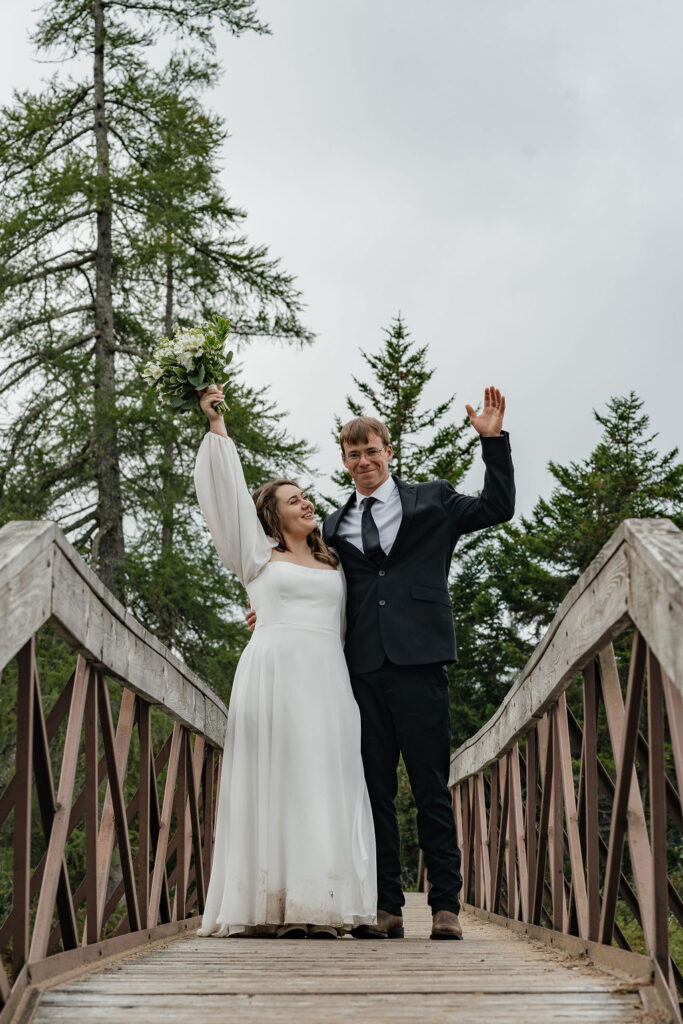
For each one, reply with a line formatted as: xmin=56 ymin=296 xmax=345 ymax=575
xmin=443 ymin=385 xmax=515 ymax=537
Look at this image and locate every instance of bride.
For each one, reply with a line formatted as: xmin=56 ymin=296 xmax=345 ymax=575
xmin=194 ymin=384 xmax=377 ymax=938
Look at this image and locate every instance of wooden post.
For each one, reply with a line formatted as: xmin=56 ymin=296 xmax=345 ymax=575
xmin=84 ymin=668 xmax=99 ymax=945
xmin=583 ymin=659 xmax=600 ymax=942
xmin=30 ymin=657 xmax=90 ymax=962
xmin=599 ymin=632 xmax=647 ymax=945
xmin=647 ymin=650 xmax=670 ymax=979
xmin=525 ymin=727 xmax=537 ymax=925
xmin=138 ymin=702 xmax=152 ymax=929
xmin=13 ymin=640 xmax=35 ymax=975
xmin=97 ymin=673 xmax=141 ymax=933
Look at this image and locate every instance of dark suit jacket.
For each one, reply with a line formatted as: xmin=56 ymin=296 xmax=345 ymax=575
xmin=322 ymin=433 xmax=515 ymax=675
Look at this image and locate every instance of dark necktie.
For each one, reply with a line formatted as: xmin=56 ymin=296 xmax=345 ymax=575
xmin=361 ymin=496 xmax=385 ymax=565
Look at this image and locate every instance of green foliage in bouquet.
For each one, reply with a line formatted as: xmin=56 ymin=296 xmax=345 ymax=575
xmin=143 ymin=315 xmax=234 ymax=414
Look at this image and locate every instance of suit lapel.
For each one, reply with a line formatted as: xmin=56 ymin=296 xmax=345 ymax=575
xmin=324 ymin=489 xmax=357 ymax=545
xmin=384 ymin=476 xmax=417 ymax=566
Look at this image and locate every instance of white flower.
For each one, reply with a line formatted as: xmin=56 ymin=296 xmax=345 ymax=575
xmin=173 ymin=327 xmax=205 ymax=355
xmin=143 ymin=362 xmax=164 ymax=383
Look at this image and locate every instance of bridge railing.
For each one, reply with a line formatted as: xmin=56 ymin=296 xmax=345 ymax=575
xmin=0 ymin=521 xmax=227 ymax=1024
xmin=448 ymin=518 xmax=683 ymax=1021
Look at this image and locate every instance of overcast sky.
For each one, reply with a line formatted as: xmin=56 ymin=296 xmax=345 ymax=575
xmin=1 ymin=1 xmax=681 ymax=515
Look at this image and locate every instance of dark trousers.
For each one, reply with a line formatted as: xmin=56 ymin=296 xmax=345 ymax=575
xmin=350 ymin=660 xmax=462 ymax=916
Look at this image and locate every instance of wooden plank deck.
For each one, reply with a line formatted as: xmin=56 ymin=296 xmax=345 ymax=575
xmin=32 ymin=895 xmax=657 ymax=1023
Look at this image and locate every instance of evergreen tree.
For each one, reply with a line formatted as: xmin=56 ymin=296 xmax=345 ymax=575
xmin=0 ymin=0 xmax=310 ymax=602
xmin=106 ymin=54 xmax=311 ymax=668
xmin=447 ymin=530 xmax=531 ymax=749
xmin=495 ymin=392 xmax=683 ymax=638
xmin=331 ymin=314 xmax=477 ymax=493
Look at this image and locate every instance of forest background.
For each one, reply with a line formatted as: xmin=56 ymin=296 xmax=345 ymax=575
xmin=0 ymin=0 xmax=681 ymax=930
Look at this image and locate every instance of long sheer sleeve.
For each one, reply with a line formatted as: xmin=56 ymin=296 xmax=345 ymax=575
xmin=194 ymin=432 xmax=277 ymax=587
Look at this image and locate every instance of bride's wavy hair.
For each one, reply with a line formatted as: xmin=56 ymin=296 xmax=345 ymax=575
xmin=252 ymin=479 xmax=339 ymax=569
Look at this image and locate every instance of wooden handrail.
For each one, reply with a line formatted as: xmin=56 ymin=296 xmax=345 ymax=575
xmin=450 ymin=517 xmax=683 ymax=784
xmin=447 ymin=518 xmax=683 ymax=1022
xmin=0 ymin=521 xmax=227 ymax=1022
xmin=0 ymin=520 xmax=227 ymax=746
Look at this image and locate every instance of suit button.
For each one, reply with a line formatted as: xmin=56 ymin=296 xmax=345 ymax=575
xmin=378 ymin=570 xmax=386 ymax=577
xmin=379 ymin=600 xmax=386 ymax=607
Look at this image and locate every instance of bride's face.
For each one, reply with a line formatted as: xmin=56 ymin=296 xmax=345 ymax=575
xmin=276 ymin=484 xmax=317 ymax=540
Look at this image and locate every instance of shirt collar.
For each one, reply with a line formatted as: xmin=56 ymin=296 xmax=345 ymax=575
xmin=354 ymin=474 xmax=397 ymax=507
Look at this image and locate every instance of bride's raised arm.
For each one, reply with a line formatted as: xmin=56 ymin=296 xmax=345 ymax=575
xmin=194 ymin=386 xmax=276 ymax=587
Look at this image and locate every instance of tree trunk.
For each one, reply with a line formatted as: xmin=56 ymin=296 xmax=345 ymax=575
xmin=161 ymin=252 xmax=175 ymax=559
xmin=91 ymin=0 xmax=125 ymax=597
xmin=157 ymin=251 xmax=176 ymax=647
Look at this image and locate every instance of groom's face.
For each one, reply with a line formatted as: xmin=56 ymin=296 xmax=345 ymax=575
xmin=342 ymin=432 xmax=393 ymax=494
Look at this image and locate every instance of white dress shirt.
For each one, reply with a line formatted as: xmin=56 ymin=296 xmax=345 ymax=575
xmin=337 ymin=474 xmax=403 ymax=556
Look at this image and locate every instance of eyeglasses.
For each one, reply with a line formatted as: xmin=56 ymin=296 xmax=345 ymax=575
xmin=344 ymin=446 xmax=388 ymax=463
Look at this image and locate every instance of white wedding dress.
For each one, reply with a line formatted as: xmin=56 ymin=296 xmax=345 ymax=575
xmin=194 ymin=432 xmax=377 ymax=935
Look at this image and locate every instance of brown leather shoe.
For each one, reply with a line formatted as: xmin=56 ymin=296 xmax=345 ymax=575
xmin=430 ymin=910 xmax=463 ymax=940
xmin=352 ymin=909 xmax=404 ymax=939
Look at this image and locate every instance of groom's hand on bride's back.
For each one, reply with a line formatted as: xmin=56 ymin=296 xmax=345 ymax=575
xmin=246 ymin=604 xmax=257 ymax=632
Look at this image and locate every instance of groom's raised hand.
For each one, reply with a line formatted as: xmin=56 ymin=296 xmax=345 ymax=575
xmin=465 ymin=385 xmax=506 ymax=437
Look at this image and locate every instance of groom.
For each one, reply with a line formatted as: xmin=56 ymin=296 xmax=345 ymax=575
xmin=323 ymin=386 xmax=515 ymax=940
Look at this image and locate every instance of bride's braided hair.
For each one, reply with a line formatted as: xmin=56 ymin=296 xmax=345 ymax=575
xmin=252 ymin=479 xmax=339 ymax=569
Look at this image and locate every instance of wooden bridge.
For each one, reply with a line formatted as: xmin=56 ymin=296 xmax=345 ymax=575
xmin=0 ymin=517 xmax=681 ymax=1022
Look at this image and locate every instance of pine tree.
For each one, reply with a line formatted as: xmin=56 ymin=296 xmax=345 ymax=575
xmin=0 ymin=0 xmax=310 ymax=601
xmin=331 ymin=314 xmax=477 ymax=493
xmin=447 ymin=530 xmax=532 ymax=749
xmin=495 ymin=392 xmax=683 ymax=637
xmin=105 ymin=53 xmax=312 ymax=663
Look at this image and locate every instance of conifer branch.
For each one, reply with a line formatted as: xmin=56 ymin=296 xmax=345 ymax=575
xmin=0 ymin=304 xmax=94 ymax=343
xmin=112 ymin=344 xmax=146 ymax=357
xmin=5 ymin=252 xmax=95 ymax=286
xmin=1 ymin=208 xmax=94 ymax=262
xmin=0 ymin=333 xmax=96 ymax=395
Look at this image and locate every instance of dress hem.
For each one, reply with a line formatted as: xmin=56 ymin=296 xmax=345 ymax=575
xmin=198 ymin=912 xmax=377 ymax=938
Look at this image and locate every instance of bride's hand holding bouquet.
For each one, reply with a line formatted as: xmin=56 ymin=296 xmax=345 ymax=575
xmin=198 ymin=383 xmax=228 ymax=437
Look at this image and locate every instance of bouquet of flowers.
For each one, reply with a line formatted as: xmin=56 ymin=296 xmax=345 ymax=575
xmin=142 ymin=315 xmax=234 ymax=415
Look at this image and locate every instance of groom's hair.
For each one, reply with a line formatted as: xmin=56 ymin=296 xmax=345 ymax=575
xmin=339 ymin=416 xmax=390 ymax=453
